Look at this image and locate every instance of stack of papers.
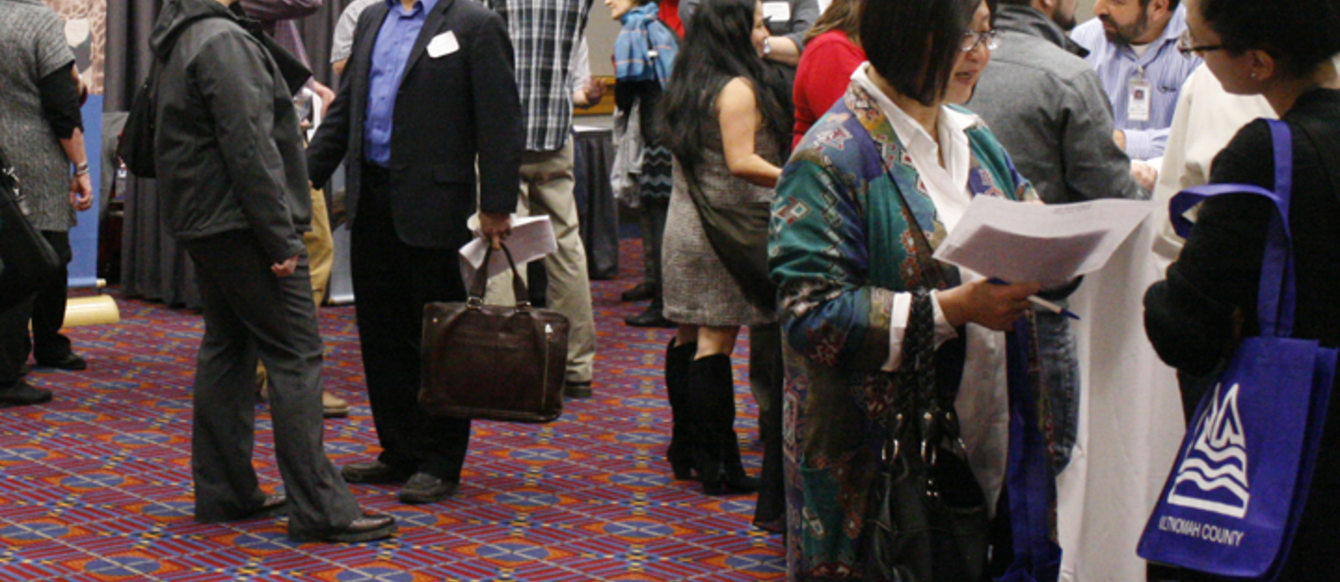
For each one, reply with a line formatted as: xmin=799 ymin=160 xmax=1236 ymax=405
xmin=931 ymin=198 xmax=1155 ymax=287
xmin=458 ymin=214 xmax=557 ymax=283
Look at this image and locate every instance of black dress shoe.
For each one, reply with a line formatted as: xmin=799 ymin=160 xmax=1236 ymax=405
xmin=620 ymin=282 xmax=658 ymax=302
xmin=753 ymin=516 xmax=786 ymax=534
xmin=34 ymin=353 xmax=87 ymax=371
xmin=197 ymin=492 xmax=288 ymax=523
xmin=341 ymin=460 xmax=413 ymax=484
xmin=398 ymin=472 xmax=459 ymax=504
xmin=249 ymin=494 xmax=289 ymax=519
xmin=563 ymin=381 xmax=592 ymax=399
xmin=290 ymin=511 xmax=397 ymax=543
xmin=625 ymin=305 xmax=675 ymax=328
xmin=0 ymin=381 xmax=52 ymax=407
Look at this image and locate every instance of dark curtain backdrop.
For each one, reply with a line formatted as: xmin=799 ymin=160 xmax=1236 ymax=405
xmin=106 ymin=0 xmax=348 ymax=307
xmin=106 ymin=0 xmax=345 ymax=110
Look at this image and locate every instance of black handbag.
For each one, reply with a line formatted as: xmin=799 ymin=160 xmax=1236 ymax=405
xmin=863 ymin=290 xmax=989 ymax=581
xmin=117 ymin=53 xmax=162 ymax=179
xmin=0 ymin=146 xmax=61 ymax=308
xmin=419 ymin=244 xmax=570 ymax=423
xmin=681 ymin=170 xmax=777 ymax=312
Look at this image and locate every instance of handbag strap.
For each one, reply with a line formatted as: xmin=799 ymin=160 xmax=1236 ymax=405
xmin=467 ymin=243 xmax=532 ymax=310
xmin=1002 ymin=318 xmax=1063 ymax=580
xmin=862 ymin=130 xmax=955 ymax=291
xmin=1168 ymin=119 xmax=1295 ymax=337
xmin=884 ymin=290 xmax=955 ymax=467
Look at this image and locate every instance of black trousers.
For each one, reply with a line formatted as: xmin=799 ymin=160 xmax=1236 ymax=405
xmin=350 ymin=165 xmax=471 ymax=480
xmin=749 ymin=322 xmax=785 ymax=525
xmin=0 ymin=230 xmax=72 ymax=386
xmin=183 ymin=230 xmax=359 ymax=535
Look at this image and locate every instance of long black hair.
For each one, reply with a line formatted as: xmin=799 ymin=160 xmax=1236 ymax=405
xmin=660 ymin=0 xmax=791 ymax=173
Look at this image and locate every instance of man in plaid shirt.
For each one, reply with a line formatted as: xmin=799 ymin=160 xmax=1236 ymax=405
xmin=480 ymin=0 xmax=598 ymax=399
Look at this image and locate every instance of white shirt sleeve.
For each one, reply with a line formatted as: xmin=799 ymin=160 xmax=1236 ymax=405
xmin=570 ymin=37 xmax=591 ymax=94
xmin=880 ymin=290 xmax=960 ymax=372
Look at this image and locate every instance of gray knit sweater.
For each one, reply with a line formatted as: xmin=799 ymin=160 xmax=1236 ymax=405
xmin=0 ymin=0 xmax=78 ymax=232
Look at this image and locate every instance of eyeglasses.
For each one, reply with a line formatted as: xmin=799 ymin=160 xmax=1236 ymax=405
xmin=960 ymin=29 xmax=999 ymax=52
xmin=1177 ymin=29 xmax=1224 ymax=56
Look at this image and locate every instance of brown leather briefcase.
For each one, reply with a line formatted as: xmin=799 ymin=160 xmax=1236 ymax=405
xmin=420 ymin=244 xmax=569 ymax=423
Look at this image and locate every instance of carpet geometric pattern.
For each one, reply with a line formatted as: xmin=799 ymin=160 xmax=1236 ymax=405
xmin=0 ymin=238 xmax=784 ymax=581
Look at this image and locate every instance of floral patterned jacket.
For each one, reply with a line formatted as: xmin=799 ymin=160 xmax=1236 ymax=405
xmin=769 ymin=81 xmax=1065 ymax=579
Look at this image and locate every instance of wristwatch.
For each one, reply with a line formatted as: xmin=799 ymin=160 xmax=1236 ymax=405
xmin=762 ymin=37 xmax=772 ymax=57
xmin=73 ymin=161 xmax=90 ymax=176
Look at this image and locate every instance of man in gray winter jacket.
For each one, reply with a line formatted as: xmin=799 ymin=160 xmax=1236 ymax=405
xmin=969 ymin=0 xmax=1148 ymax=203
xmin=148 ymin=0 xmax=393 ymax=542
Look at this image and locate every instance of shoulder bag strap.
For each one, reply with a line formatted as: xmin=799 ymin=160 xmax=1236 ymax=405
xmin=1169 ymin=119 xmax=1295 ymax=337
xmin=862 ymin=135 xmax=953 ymax=291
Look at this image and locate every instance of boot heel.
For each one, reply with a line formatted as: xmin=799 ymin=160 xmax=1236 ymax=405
xmin=666 ymin=339 xmax=698 ymax=480
xmin=669 ymin=454 xmax=696 ymax=480
xmin=667 ymin=440 xmax=696 ymax=479
xmin=703 ymin=472 xmax=758 ymax=496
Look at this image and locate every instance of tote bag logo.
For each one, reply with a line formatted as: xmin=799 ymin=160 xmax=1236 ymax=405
xmin=1167 ymin=383 xmax=1250 ymax=518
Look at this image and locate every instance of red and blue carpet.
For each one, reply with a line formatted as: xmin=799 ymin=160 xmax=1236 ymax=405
xmin=0 ymin=240 xmax=783 ymax=581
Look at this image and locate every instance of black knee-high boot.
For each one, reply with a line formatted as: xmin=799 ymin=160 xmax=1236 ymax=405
xmin=665 ymin=339 xmax=697 ymax=480
xmin=689 ymin=354 xmax=759 ymax=495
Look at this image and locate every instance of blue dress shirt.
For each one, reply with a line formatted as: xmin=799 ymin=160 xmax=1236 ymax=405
xmin=1071 ymin=5 xmax=1201 ymax=161
xmin=364 ymin=0 xmax=438 ymax=167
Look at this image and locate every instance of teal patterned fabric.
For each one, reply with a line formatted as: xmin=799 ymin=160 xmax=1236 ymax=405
xmin=768 ymin=81 xmax=1042 ymax=579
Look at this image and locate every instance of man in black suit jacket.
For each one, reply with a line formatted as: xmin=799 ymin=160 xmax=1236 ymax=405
xmin=307 ymin=0 xmax=523 ymax=505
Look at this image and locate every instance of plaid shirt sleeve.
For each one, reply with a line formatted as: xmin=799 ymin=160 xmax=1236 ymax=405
xmin=481 ymin=0 xmax=594 ymax=151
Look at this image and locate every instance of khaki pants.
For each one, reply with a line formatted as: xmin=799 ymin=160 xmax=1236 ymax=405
xmin=485 ymin=142 xmax=595 ymax=384
xmin=304 ymin=187 xmax=335 ymax=306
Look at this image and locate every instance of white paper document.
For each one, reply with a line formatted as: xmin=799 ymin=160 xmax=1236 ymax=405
xmin=931 ymin=197 xmax=1155 ymax=288
xmin=458 ymin=214 xmax=557 ymax=284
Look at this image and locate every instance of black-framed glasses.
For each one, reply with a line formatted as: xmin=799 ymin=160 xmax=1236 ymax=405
xmin=960 ymin=29 xmax=999 ymax=52
xmin=1177 ymin=29 xmax=1224 ymax=56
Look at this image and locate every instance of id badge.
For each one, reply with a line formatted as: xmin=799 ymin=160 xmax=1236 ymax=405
xmin=1127 ymin=77 xmax=1152 ymax=122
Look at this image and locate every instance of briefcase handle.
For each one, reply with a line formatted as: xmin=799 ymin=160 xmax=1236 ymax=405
xmin=467 ymin=243 xmax=532 ymax=311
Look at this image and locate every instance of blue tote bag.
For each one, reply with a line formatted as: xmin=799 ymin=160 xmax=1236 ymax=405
xmin=1137 ymin=120 xmax=1338 ymax=580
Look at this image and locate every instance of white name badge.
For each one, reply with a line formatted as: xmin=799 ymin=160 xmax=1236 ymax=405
xmin=427 ymin=31 xmax=459 ymax=58
xmin=763 ymin=1 xmax=791 ymax=23
xmin=1127 ymin=77 xmax=1151 ymax=122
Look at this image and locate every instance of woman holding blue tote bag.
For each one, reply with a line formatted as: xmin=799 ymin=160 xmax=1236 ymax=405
xmin=1142 ymin=0 xmax=1340 ymax=579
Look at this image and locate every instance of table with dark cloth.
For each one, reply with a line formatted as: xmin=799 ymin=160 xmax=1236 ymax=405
xmin=572 ymin=125 xmax=618 ymax=280
xmin=119 ymin=125 xmax=618 ymax=307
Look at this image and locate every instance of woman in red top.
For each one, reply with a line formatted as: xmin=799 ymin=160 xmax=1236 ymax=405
xmin=791 ymin=0 xmax=864 ymax=148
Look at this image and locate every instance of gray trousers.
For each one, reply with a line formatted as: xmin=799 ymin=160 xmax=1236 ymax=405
xmin=185 ymin=230 xmax=359 ymax=536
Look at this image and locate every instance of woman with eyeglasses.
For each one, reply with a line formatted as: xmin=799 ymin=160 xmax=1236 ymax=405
xmin=1144 ymin=0 xmax=1340 ymax=579
xmin=770 ymin=0 xmax=1067 ymax=578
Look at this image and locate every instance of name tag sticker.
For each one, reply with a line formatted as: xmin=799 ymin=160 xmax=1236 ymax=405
xmin=763 ymin=1 xmax=790 ymax=22
xmin=427 ymin=31 xmax=459 ymax=58
xmin=1127 ymin=77 xmax=1151 ymax=122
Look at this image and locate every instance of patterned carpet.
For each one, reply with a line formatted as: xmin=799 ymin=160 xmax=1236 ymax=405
xmin=0 ymin=239 xmax=784 ymax=581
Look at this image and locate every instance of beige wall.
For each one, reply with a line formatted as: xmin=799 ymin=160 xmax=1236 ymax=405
xmin=586 ymin=8 xmax=623 ymax=77
xmin=1079 ymin=0 xmax=1096 ymax=22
